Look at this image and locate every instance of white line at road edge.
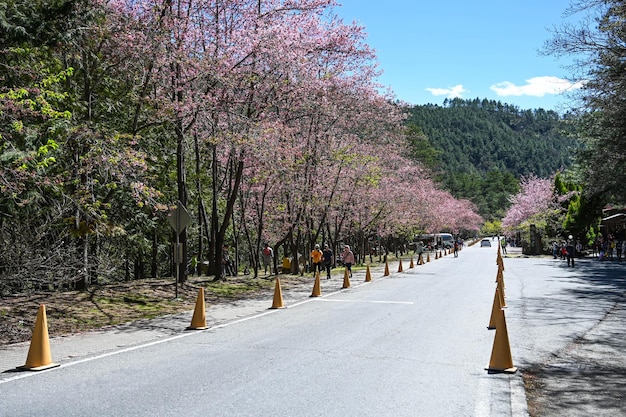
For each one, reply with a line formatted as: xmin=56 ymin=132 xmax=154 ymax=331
xmin=0 ymin=275 xmax=389 ymax=385
xmin=473 ymin=376 xmax=490 ymax=416
xmin=511 ymin=375 xmax=530 ymax=416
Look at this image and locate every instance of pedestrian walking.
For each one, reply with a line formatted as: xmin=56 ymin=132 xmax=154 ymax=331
xmin=609 ymin=236 xmax=616 ymax=259
xmin=261 ymin=243 xmax=273 ymax=275
xmin=190 ymin=255 xmax=198 ymax=276
xmin=566 ymin=239 xmax=575 ymax=267
xmin=222 ymin=244 xmax=235 ymax=278
xmin=598 ymin=237 xmax=606 ymax=260
xmin=416 ymin=241 xmax=424 ymax=264
xmin=310 ymin=244 xmax=323 ymax=276
xmin=341 ymin=245 xmax=355 ymax=278
xmin=323 ymin=244 xmax=333 ymax=279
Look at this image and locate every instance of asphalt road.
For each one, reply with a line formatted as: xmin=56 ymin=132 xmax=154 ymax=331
xmin=1 ymin=243 xmax=624 ymax=416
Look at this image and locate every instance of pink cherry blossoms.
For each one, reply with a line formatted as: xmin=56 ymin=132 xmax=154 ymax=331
xmin=502 ymin=175 xmax=559 ymax=229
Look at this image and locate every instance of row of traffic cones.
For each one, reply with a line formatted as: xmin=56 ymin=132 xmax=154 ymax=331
xmin=18 ymin=249 xmax=459 ymax=372
xmin=19 ymin=287 xmax=213 ymax=372
xmin=276 ymin=247 xmax=453 ymax=308
xmin=276 ymin=254 xmax=425 ymax=308
xmin=272 ymin=267 xmax=352 ymax=308
xmin=486 ymin=243 xmax=517 ymax=373
xmin=17 ymin=257 xmax=410 ymax=371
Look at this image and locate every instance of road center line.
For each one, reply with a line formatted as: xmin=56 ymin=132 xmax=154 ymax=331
xmin=315 ymin=299 xmax=414 ymax=305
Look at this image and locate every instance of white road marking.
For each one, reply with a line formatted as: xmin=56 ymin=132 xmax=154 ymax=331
xmin=316 ymin=299 xmax=414 ymax=305
xmin=0 ymin=274 xmax=405 ymax=385
xmin=473 ymin=376 xmax=491 ymax=416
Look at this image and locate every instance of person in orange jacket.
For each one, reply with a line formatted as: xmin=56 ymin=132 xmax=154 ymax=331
xmin=310 ymin=244 xmax=323 ymax=276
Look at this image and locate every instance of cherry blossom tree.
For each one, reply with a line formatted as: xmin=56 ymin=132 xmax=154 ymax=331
xmin=1 ymin=0 xmax=485 ymax=292
xmin=502 ymin=175 xmax=562 ymax=235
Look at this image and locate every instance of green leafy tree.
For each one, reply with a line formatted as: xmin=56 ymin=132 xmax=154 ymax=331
xmin=481 ymin=220 xmax=502 ymax=237
xmin=405 ymin=124 xmax=442 ymax=171
xmin=555 ymin=171 xmax=603 ymax=244
xmin=544 ymin=1 xmax=626 ymax=203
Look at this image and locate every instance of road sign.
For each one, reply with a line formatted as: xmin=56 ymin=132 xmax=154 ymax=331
xmin=167 ymin=201 xmax=191 ymax=235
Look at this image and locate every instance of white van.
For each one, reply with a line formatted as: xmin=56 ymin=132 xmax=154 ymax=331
xmin=435 ymin=233 xmax=454 ymax=249
xmin=415 ymin=233 xmax=454 ymax=249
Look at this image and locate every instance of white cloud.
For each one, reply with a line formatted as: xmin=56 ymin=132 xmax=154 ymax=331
xmin=490 ymin=76 xmax=584 ymax=97
xmin=425 ymin=84 xmax=467 ymax=98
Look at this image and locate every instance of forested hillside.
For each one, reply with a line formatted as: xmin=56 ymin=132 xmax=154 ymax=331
xmin=405 ymin=98 xmax=579 ymax=220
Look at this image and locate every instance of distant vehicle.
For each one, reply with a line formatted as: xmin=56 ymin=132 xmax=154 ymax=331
xmin=413 ymin=233 xmax=454 ymax=250
xmin=429 ymin=233 xmax=454 ymax=249
xmin=480 ymin=239 xmax=491 ymax=247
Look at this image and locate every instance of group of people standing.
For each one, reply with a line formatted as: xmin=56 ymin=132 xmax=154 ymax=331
xmin=259 ymin=242 xmax=355 ymax=280
xmin=310 ymin=244 xmax=354 ymax=279
xmin=552 ymin=238 xmax=579 ymax=267
xmin=592 ymin=234 xmax=624 ymax=260
xmin=551 ymin=233 xmax=625 ymax=266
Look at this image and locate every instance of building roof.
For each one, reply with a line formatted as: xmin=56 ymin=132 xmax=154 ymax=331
xmin=601 ymin=213 xmax=626 ymax=223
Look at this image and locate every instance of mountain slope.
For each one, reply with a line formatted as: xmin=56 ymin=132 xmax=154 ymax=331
xmin=405 ymin=98 xmax=578 ymax=220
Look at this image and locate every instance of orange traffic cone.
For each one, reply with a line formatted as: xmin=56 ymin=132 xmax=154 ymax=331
xmin=270 ymin=278 xmax=285 ymax=309
xmin=19 ymin=305 xmax=59 ymax=371
xmin=496 ymin=266 xmax=502 ymax=283
xmin=497 ymin=267 xmax=506 ymax=288
xmin=365 ymin=264 xmax=372 ymax=282
xmin=486 ymin=308 xmax=517 ymax=373
xmin=435 ymin=251 xmax=438 ymax=260
xmin=497 ymin=254 xmax=504 ymax=271
xmin=311 ymin=271 xmax=322 ymax=297
xmin=426 ymin=253 xmax=430 ymax=262
xmin=384 ymin=261 xmax=390 ymax=276
xmin=342 ymin=268 xmax=351 ymax=289
xmin=187 ymin=288 xmax=207 ymax=330
xmin=409 ymin=258 xmax=414 ymax=268
xmin=487 ymin=287 xmax=502 ymax=330
xmin=497 ymin=272 xmax=507 ymax=307
xmin=498 ymin=281 xmax=506 ymax=306
xmin=398 ymin=259 xmax=404 ymax=273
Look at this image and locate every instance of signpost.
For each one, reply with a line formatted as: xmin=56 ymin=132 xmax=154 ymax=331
xmin=167 ymin=201 xmax=191 ymax=298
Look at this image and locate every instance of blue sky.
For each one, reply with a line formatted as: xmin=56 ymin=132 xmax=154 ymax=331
xmin=333 ymin=1 xmax=584 ymax=112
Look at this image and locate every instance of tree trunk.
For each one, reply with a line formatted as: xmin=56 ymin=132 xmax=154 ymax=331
xmin=210 ymin=144 xmax=220 ymax=277
xmin=175 ymin=117 xmax=188 ymax=284
xmin=151 ymin=230 xmax=158 ymax=278
xmin=194 ymin=133 xmax=203 ymax=277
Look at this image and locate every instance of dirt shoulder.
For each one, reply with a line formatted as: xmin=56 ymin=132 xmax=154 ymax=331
xmin=0 ymin=273 xmax=314 ymax=346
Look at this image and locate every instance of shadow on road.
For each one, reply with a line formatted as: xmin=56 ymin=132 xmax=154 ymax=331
xmin=522 ymin=258 xmax=626 ymax=417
